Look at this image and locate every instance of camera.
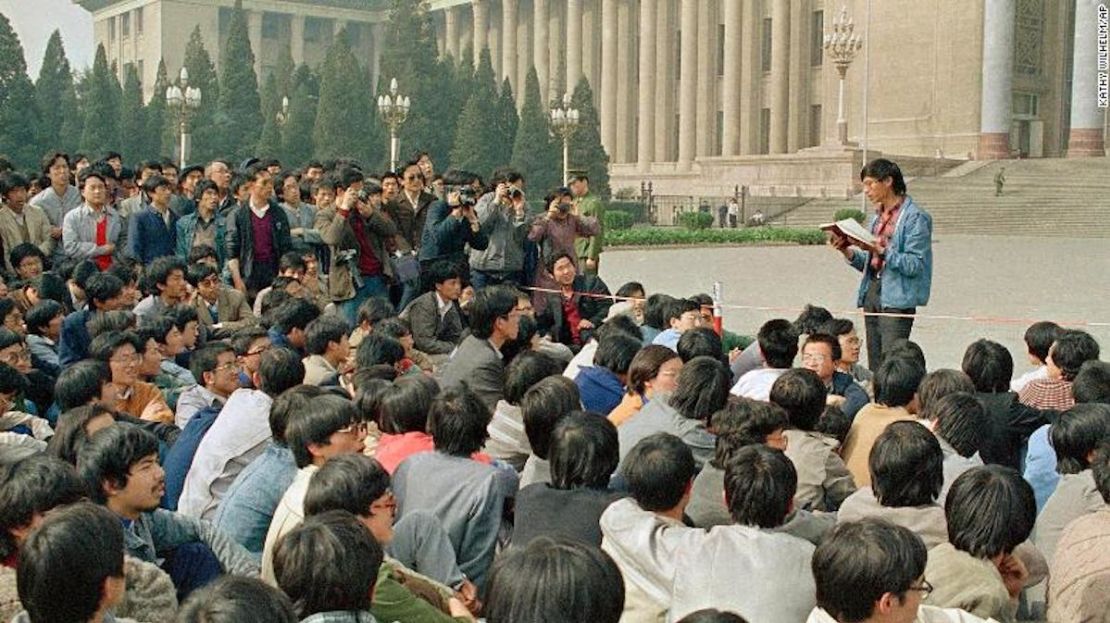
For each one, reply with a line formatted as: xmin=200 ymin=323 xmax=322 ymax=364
xmin=507 ymin=187 xmax=524 ymax=201
xmin=335 ymin=249 xmax=358 ymax=264
xmin=457 ymin=186 xmax=478 ymax=207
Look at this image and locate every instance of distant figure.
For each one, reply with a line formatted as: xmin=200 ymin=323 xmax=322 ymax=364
xmin=995 ymin=167 xmax=1006 ymax=197
xmin=717 ymin=204 xmax=728 ymax=228
xmin=727 ymin=198 xmax=740 ymax=228
xmin=748 ymin=209 xmax=766 ymax=227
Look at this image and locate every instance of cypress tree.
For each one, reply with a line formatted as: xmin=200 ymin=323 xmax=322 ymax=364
xmin=272 ymin=45 xmax=295 ymax=103
xmin=511 ymin=67 xmax=560 ymax=196
xmin=215 ymin=0 xmax=262 ymax=161
xmin=256 ymin=72 xmax=283 ymax=160
xmin=78 ymin=45 xmax=120 ymax=157
xmin=314 ymin=28 xmax=380 ymax=166
xmin=568 ymin=77 xmax=610 ymax=199
xmin=449 ymin=48 xmax=503 ymax=178
xmin=280 ymin=77 xmax=316 ymax=168
xmin=118 ymin=63 xmax=145 ymax=160
xmin=182 ymin=26 xmax=220 ymax=163
xmin=0 ymin=13 xmax=40 ymax=168
xmin=34 ymin=30 xmax=79 ymax=156
xmin=496 ymin=76 xmax=518 ymax=150
xmin=144 ymin=60 xmax=171 ymax=160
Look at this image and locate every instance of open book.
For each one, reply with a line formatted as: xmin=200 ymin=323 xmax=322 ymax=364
xmin=820 ymin=218 xmax=877 ymax=248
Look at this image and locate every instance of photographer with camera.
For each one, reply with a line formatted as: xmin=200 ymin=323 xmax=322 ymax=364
xmin=314 ymin=168 xmax=398 ymax=326
xmin=526 ymin=186 xmax=600 ymax=313
xmin=417 ymin=169 xmax=490 ymax=290
xmin=469 ymin=167 xmax=531 ymax=290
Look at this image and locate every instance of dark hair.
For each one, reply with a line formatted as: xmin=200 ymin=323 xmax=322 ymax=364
xmin=259 ymin=347 xmax=306 ymax=397
xmin=803 ymin=333 xmax=843 ymax=365
xmin=793 ymin=304 xmax=833 ymax=336
xmin=0 ymin=171 xmax=28 ymax=197
xmin=486 ymin=537 xmax=624 ymax=623
xmin=769 ymin=368 xmax=827 ymax=431
xmin=945 ymin=465 xmax=1035 ymax=559
xmin=596 ymin=313 xmax=642 ymax=342
xmin=757 ymin=319 xmax=799 ymax=369
xmin=595 ymin=333 xmax=641 ymax=375
xmin=355 ymin=333 xmax=404 ymax=369
xmin=304 ymin=454 xmax=391 ymax=519
xmin=627 ymin=345 xmax=681 ymax=396
xmin=549 ymin=411 xmax=619 ymax=490
xmin=84 ymin=272 xmax=124 ymax=309
xmin=1051 ymin=403 xmax=1110 ymax=474
xmin=859 ymin=158 xmax=907 ymax=196
xmin=504 ymin=350 xmax=562 ymax=406
xmin=522 ymin=376 xmax=581 ymax=459
xmin=643 ymin=294 xmax=675 ymax=330
xmin=144 ymin=255 xmax=187 ymax=292
xmin=354 ymin=377 xmax=393 ymax=426
xmin=724 ymin=446 xmax=797 ymax=528
xmin=917 ymin=369 xmax=975 ymax=417
xmin=77 ymin=423 xmax=160 ymax=504
xmin=812 ymin=519 xmax=927 ymax=623
xmin=17 ymin=502 xmax=124 ymax=623
xmin=139 ymin=314 xmax=177 ymax=346
xmin=140 ymin=173 xmax=173 ymax=195
xmin=884 ymin=339 xmax=926 ymax=371
xmin=1024 ymin=321 xmax=1062 ymax=363
xmin=270 ymin=298 xmax=319 ymax=334
xmin=542 ymin=251 xmax=577 ymax=277
xmin=668 ymin=356 xmax=731 ymax=423
xmin=817 ymin=318 xmax=856 ymax=338
xmin=29 ymin=272 xmax=69 ymax=309
xmin=710 ymin=399 xmax=788 ymax=468
xmin=1051 ymin=330 xmax=1101 ymax=382
xmin=192 ymin=178 xmax=219 ymax=202
xmin=88 ymin=330 xmax=143 ymax=363
xmin=615 ymin=281 xmax=645 ymax=299
xmin=1073 ymin=360 xmax=1110 ymax=404
xmin=428 ymin=385 xmax=492 ymax=456
xmin=815 ymin=405 xmax=853 ymax=445
xmin=677 ymin=327 xmax=724 ymax=364
xmin=869 ymin=421 xmax=943 ymax=507
xmin=39 ymin=151 xmax=69 ymax=175
xmin=427 ymin=260 xmax=461 ymax=286
xmin=929 ymin=392 xmax=986 ymax=458
xmin=189 ymin=343 xmax=234 ymax=386
xmin=273 ymin=510 xmax=384 ymax=618
xmin=873 ymin=356 xmax=925 ymax=407
xmin=0 ymin=361 xmax=25 ymax=396
xmin=54 ymin=360 xmax=111 ymax=411
xmin=285 ymin=394 xmax=358 ymax=468
xmin=304 ymin=314 xmax=350 ymax=356
xmin=87 ymin=310 xmax=137 ymax=340
xmin=675 ymin=611 xmax=750 ymax=623
xmin=0 ymin=455 xmax=88 ymax=559
xmin=469 ymin=285 xmax=519 ymax=339
xmin=231 ymin=327 xmax=269 ymax=356
xmin=46 ymin=405 xmax=115 ymax=465
xmin=9 ymin=243 xmax=46 ymax=274
xmin=1094 ymin=441 xmax=1110 ymax=504
xmin=356 ymin=296 xmax=395 ymax=328
xmin=622 ymin=432 xmax=697 ymax=512
xmin=176 ymin=575 xmax=298 ymax=623
xmin=961 ymin=339 xmax=1013 ymax=393
xmin=379 ymin=375 xmax=437 ymax=434
xmin=269 ymin=385 xmax=324 ymax=446
xmin=23 ymin=301 xmax=63 ymax=337
xmin=660 ymin=297 xmax=699 ymax=327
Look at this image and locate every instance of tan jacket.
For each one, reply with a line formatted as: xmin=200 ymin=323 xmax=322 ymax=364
xmin=841 ymin=403 xmax=915 ymax=488
xmin=194 ymin=286 xmax=257 ymax=339
xmin=315 ymin=204 xmax=397 ymax=302
xmin=0 ymin=204 xmax=54 ymax=269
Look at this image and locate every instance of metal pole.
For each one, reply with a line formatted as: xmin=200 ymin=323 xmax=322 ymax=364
xmin=861 ymin=0 xmax=871 ymax=209
xmin=837 ymin=72 xmax=847 ymax=145
xmin=390 ymin=126 xmax=399 ymax=172
xmin=179 ymin=119 xmax=188 ymax=170
xmin=562 ymin=136 xmax=570 ymax=184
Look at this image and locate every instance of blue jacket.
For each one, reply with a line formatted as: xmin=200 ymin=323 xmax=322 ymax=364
xmin=127 ymin=204 xmax=178 ymax=264
xmin=849 ymin=195 xmax=933 ymax=309
xmin=417 ymin=199 xmax=490 ymax=263
xmin=58 ymin=308 xmax=93 ymax=366
xmin=161 ymin=404 xmax=221 ymax=511
xmin=576 ymin=365 xmax=626 ymax=416
xmin=830 ymin=371 xmax=869 ymax=420
xmin=176 ymin=212 xmax=227 ymax=267
xmin=212 ymin=441 xmax=297 ymax=556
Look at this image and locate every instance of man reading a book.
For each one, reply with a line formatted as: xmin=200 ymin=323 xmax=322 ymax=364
xmin=828 ymin=159 xmax=933 ymax=372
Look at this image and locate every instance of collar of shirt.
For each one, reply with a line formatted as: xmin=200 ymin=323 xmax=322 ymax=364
xmin=404 ymin=190 xmax=422 ymax=208
xmin=434 ymin=292 xmax=452 ymax=317
xmin=487 ymin=339 xmax=502 ymax=358
xmin=249 ymin=199 xmax=269 ymax=218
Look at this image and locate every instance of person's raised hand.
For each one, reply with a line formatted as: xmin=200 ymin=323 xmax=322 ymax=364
xmin=996 ymin=553 xmax=1029 ymax=599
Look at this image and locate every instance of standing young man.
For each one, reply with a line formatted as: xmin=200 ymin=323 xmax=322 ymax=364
xmin=569 ymin=173 xmax=605 ymax=275
xmin=829 ymin=159 xmax=933 ymax=371
xmin=62 ymin=168 xmax=127 ymax=269
xmin=127 ymin=175 xmax=178 ymax=265
xmin=176 ymin=180 xmax=226 ymax=269
xmin=0 ymin=172 xmax=54 ymax=270
xmin=226 ymin=167 xmax=292 ymax=300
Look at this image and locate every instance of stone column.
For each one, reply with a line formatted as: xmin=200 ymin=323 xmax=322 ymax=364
xmin=370 ymin=23 xmax=385 ymax=93
xmin=601 ymin=0 xmax=619 ymax=154
xmin=444 ymin=5 xmax=460 ymax=61
xmin=677 ymin=0 xmax=698 ymax=168
xmin=436 ymin=16 xmax=446 ymax=57
xmin=517 ymin=3 xmax=531 ymax=105
xmin=489 ymin=5 xmax=502 ymax=77
xmin=290 ymin=14 xmax=306 ymax=66
xmin=769 ymin=0 xmax=790 ymax=153
xmin=721 ymin=0 xmax=741 ymax=155
xmin=978 ymin=0 xmax=1015 ymax=159
xmin=637 ymin=0 xmax=658 ymax=171
xmin=654 ymin=0 xmax=673 ymax=162
xmin=473 ymin=0 xmax=489 ymax=67
xmin=567 ymin=0 xmax=584 ymax=91
xmin=582 ymin=0 xmax=598 ymax=94
xmin=534 ymin=0 xmax=550 ymax=104
xmin=739 ymin=0 xmax=759 ymax=154
xmin=549 ymin=0 xmax=564 ymax=96
xmin=1068 ymin=0 xmax=1107 ymax=156
xmin=502 ymin=0 xmax=518 ymax=91
xmin=695 ymin=0 xmax=715 ymax=156
xmin=615 ymin=0 xmax=633 ymax=162
xmin=786 ymin=0 xmax=807 ymax=152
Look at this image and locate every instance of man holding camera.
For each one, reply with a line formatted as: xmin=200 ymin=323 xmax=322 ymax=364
xmin=315 ymin=172 xmax=398 ymax=325
xmin=469 ymin=167 xmax=531 ymax=289
xmin=417 ymin=170 xmax=490 ymax=289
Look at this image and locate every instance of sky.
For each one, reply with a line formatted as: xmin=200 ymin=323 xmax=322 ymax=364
xmin=1 ymin=0 xmax=94 ymax=78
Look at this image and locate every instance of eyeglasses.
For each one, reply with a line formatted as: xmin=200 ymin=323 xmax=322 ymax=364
xmin=213 ymin=361 xmax=239 ymax=372
xmin=842 ymin=336 xmax=862 ymax=346
xmin=802 ymin=353 xmax=830 ymax=363
xmin=908 ymin=580 xmax=934 ymax=596
xmin=337 ymin=421 xmax=371 ymax=436
xmin=244 ymin=344 xmax=272 ymax=357
xmin=109 ymin=353 xmax=141 ymax=365
xmin=0 ymin=348 xmax=30 ymax=365
xmin=370 ymin=491 xmax=397 ymax=513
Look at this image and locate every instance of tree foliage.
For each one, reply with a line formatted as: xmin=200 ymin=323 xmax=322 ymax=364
xmin=34 ymin=30 xmax=79 ymax=156
xmin=215 ymin=0 xmax=262 ymax=161
xmin=496 ymin=77 xmax=518 ymax=151
xmin=144 ymin=60 xmax=171 ymax=160
xmin=511 ymin=67 xmax=560 ymax=196
xmin=449 ymin=48 xmax=505 ymax=179
xmin=257 ymin=72 xmax=283 ymax=160
xmin=118 ymin=63 xmax=145 ymax=160
xmin=0 ymin=13 xmax=40 ymax=168
xmin=568 ymin=77 xmax=610 ymax=198
xmin=78 ymin=45 xmax=120 ymax=157
xmin=313 ymin=28 xmax=380 ymax=167
xmin=182 ymin=26 xmax=221 ymax=163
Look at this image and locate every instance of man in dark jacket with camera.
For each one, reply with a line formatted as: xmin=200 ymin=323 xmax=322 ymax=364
xmin=418 ymin=170 xmax=490 ymax=287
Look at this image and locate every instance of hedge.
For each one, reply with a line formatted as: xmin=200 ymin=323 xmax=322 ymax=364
xmin=677 ymin=211 xmax=715 ymax=230
xmin=603 ymin=209 xmax=634 ymax=230
xmin=833 ymin=208 xmax=866 ymax=224
xmin=609 ymin=200 xmax=647 ymax=223
xmin=606 ymin=226 xmax=826 ymax=247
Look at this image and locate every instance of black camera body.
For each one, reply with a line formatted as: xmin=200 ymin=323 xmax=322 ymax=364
xmin=457 ymin=187 xmax=478 ymax=207
xmin=507 ymin=187 xmax=524 ymax=201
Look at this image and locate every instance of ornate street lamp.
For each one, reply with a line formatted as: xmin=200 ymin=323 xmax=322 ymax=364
xmin=823 ymin=6 xmax=863 ymax=146
xmin=377 ymin=78 xmax=411 ymax=171
xmin=166 ymin=67 xmax=202 ymax=169
xmin=276 ymin=95 xmax=290 ymax=127
xmin=550 ymin=92 xmax=580 ymax=184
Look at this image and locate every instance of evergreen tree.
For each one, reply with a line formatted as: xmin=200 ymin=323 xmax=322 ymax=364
xmin=144 ymin=60 xmax=171 ymax=160
xmin=78 ymin=45 xmax=120 ymax=157
xmin=314 ymin=28 xmax=380 ymax=166
xmin=496 ymin=77 xmax=518 ymax=150
xmin=511 ymin=67 xmax=560 ymax=196
xmin=272 ymin=45 xmax=295 ymax=103
xmin=256 ymin=72 xmax=283 ymax=160
xmin=280 ymin=77 xmax=316 ymax=168
xmin=182 ymin=26 xmax=221 ymax=163
xmin=0 ymin=13 xmax=40 ymax=168
xmin=449 ymin=48 xmax=503 ymax=178
xmin=118 ymin=63 xmax=145 ymax=160
xmin=34 ymin=30 xmax=79 ymax=156
xmin=568 ymin=77 xmax=610 ymax=199
xmin=215 ymin=0 xmax=262 ymax=160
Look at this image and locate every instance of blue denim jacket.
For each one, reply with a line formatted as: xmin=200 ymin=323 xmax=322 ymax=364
xmin=849 ymin=195 xmax=933 ymax=309
xmin=212 ymin=441 xmax=297 ymax=556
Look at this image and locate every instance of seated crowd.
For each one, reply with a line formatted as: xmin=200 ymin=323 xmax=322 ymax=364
xmin=0 ymin=151 xmax=1108 ymax=623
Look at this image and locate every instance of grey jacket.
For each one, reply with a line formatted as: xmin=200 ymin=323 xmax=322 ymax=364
xmin=61 ymin=203 xmax=127 ymax=263
xmin=435 ymin=336 xmax=505 ymax=413
xmin=401 ymin=291 xmax=465 ymax=355
xmin=468 ymin=192 xmax=530 ymax=272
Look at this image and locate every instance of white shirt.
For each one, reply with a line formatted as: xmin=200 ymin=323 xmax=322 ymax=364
xmin=435 ymin=292 xmax=452 ymax=319
xmin=730 ymin=367 xmax=790 ymax=401
xmin=1010 ymin=364 xmax=1048 ymax=393
xmin=563 ymin=339 xmax=599 ymax=380
xmin=807 ymin=606 xmax=997 ymax=623
xmin=249 ymin=199 xmax=269 ymax=218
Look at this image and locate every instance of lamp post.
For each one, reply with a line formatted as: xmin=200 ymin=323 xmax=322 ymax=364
xmin=550 ymin=92 xmax=580 ymax=184
xmin=166 ymin=67 xmax=202 ymax=169
xmin=823 ymin=6 xmax=863 ymax=146
xmin=275 ymin=95 xmax=290 ymax=127
xmin=377 ymin=78 xmax=411 ymax=171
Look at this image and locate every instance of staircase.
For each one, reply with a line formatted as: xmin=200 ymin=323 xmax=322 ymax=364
xmin=773 ymin=157 xmax=1110 ymax=237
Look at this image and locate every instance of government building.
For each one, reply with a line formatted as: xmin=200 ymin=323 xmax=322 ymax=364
xmin=77 ymin=0 xmax=1107 ymax=198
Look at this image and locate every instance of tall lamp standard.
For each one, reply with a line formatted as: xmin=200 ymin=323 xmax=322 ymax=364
xmin=377 ymin=78 xmax=411 ymax=171
xmin=550 ymin=92 xmax=580 ymax=184
xmin=166 ymin=67 xmax=202 ymax=169
xmin=823 ymin=6 xmax=863 ymax=146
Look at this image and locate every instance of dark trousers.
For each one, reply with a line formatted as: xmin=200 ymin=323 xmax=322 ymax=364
xmin=470 ymin=269 xmax=524 ymax=290
xmin=863 ymin=276 xmax=915 ymax=372
xmin=161 ymin=541 xmax=223 ymax=602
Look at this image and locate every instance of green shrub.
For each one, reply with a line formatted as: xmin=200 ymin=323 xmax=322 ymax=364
xmin=606 ymin=227 xmax=825 ymax=247
xmin=677 ymin=211 xmax=715 ymax=230
xmin=608 ymin=200 xmax=646 ymax=223
xmin=834 ymin=208 xmax=866 ymax=224
xmin=602 ymin=209 xmax=634 ymax=230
